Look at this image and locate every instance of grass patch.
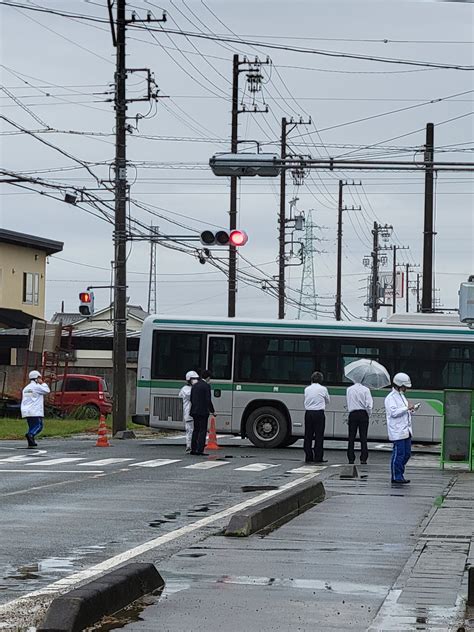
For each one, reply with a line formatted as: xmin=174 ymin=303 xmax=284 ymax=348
xmin=0 ymin=418 xmax=144 ymax=440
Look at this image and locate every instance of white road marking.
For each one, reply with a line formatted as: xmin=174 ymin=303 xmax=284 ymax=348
xmin=0 ymin=455 xmax=36 ymax=463
xmin=184 ymin=461 xmax=230 ymax=470
xmin=0 ymin=469 xmax=104 ymax=474
xmin=81 ymin=458 xmax=134 ymax=466
xmin=289 ymin=465 xmax=327 ymax=474
xmin=234 ymin=463 xmax=280 ymax=472
xmin=25 ymin=458 xmax=85 ymax=466
xmin=129 ymin=459 xmax=181 ymax=468
xmin=0 ymin=470 xmax=321 ymax=626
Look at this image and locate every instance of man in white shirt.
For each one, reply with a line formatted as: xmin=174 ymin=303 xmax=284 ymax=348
xmin=346 ymin=382 xmax=373 ymax=465
xmin=303 ymin=371 xmax=330 ymax=463
xmin=21 ymin=370 xmax=50 ymax=448
xmin=384 ymin=372 xmax=415 ymax=486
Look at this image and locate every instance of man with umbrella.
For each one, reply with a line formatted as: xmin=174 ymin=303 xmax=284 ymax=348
xmin=344 ymin=359 xmax=390 ymax=465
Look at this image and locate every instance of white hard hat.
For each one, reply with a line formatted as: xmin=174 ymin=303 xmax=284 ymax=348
xmin=393 ymin=372 xmax=412 ymax=388
xmin=185 ymin=370 xmax=199 ymax=381
xmin=29 ymin=370 xmax=41 ymax=380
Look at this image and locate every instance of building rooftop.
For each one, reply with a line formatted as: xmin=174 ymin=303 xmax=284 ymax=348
xmin=50 ymin=313 xmax=84 ymax=326
xmin=0 ymin=228 xmax=63 ymax=255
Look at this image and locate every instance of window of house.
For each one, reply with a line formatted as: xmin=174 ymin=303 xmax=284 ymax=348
xmin=23 ymin=272 xmax=40 ymax=305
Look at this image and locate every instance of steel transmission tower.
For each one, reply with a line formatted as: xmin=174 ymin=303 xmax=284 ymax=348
xmin=298 ymin=210 xmax=319 ymax=319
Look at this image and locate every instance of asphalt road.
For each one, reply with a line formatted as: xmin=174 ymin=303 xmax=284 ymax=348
xmin=0 ymin=433 xmax=443 ymax=630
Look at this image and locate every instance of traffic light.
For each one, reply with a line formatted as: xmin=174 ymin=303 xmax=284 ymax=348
xmin=200 ymin=230 xmax=248 ymax=246
xmin=79 ymin=291 xmax=94 ymax=317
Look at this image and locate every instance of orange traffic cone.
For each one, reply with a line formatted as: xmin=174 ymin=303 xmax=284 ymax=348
xmin=206 ymin=416 xmax=220 ymax=450
xmin=96 ymin=415 xmax=110 ymax=448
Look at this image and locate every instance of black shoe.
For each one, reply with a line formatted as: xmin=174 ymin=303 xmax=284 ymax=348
xmin=348 ymin=461 xmax=355 ymax=464
xmin=360 ymin=461 xmax=367 ymax=465
xmin=190 ymin=451 xmax=198 ymax=455
xmin=315 ymin=459 xmax=328 ymax=464
xmin=305 ymin=459 xmax=315 ymax=463
xmin=391 ymin=479 xmax=410 ymax=485
xmin=25 ymin=433 xmax=35 ymax=447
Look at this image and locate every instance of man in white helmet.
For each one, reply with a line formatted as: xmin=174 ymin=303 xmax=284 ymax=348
xmin=21 ymin=370 xmax=50 ymax=448
xmin=179 ymin=370 xmax=199 ymax=453
xmin=384 ymin=372 xmax=416 ymax=486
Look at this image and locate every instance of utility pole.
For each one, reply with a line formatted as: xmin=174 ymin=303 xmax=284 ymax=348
xmin=109 ymin=1 xmax=165 ymax=436
xmin=364 ymin=222 xmax=392 ymax=322
xmin=278 ymin=118 xmax=287 ymax=320
xmin=422 ymin=122 xmax=435 ymax=313
xmin=335 ymin=180 xmax=361 ymax=321
xmin=416 ymin=273 xmax=421 ymax=312
xmin=335 ymin=180 xmax=343 ymax=321
xmin=392 ymin=245 xmax=397 ymax=315
xmin=277 ymin=117 xmax=311 ymax=319
xmin=228 ymin=55 xmax=270 ymax=317
xmin=113 ymin=0 xmax=128 ymax=436
xmin=228 ymin=54 xmax=239 ymax=319
xmin=406 ymin=263 xmax=410 ymax=313
xmin=147 ymin=224 xmax=158 ymax=314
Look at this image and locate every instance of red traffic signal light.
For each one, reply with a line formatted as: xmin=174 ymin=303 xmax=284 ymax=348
xmin=200 ymin=230 xmax=248 ymax=247
xmin=79 ymin=290 xmax=94 ymax=316
xmin=229 ymin=230 xmax=248 ymax=247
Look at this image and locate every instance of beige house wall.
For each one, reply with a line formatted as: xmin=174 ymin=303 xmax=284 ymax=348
xmin=0 ymin=243 xmax=46 ymax=319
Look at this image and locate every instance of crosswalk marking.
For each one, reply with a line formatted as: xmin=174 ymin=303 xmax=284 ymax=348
xmin=0 ymin=455 xmax=35 ymax=463
xmin=184 ymin=461 xmax=230 ymax=470
xmin=234 ymin=463 xmax=279 ymax=472
xmin=289 ymin=465 xmax=327 ymax=474
xmin=81 ymin=458 xmax=134 ymax=466
xmin=130 ymin=459 xmax=181 ymax=468
xmin=25 ymin=458 xmax=85 ymax=466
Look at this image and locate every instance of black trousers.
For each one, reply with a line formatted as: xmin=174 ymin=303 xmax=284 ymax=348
xmin=304 ymin=410 xmax=325 ymax=462
xmin=347 ymin=410 xmax=369 ymax=463
xmin=191 ymin=415 xmax=208 ymax=454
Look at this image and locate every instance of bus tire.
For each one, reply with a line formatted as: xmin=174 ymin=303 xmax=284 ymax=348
xmin=246 ymin=407 xmax=289 ymax=449
xmin=280 ymin=435 xmax=299 ymax=448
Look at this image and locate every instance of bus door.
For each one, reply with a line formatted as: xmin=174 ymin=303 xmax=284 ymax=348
xmin=206 ymin=335 xmax=234 ymax=433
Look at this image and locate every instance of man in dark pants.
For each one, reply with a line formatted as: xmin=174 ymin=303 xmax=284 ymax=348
xmin=190 ymin=370 xmax=215 ymax=456
xmin=303 ymin=372 xmax=330 ymax=464
xmin=346 ymin=381 xmax=373 ymax=464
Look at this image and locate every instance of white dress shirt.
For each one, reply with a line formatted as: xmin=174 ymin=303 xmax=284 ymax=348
xmin=304 ymin=383 xmax=330 ymax=411
xmin=346 ymin=383 xmax=373 ymax=414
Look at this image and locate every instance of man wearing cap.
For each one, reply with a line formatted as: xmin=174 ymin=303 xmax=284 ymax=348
xmin=179 ymin=370 xmax=199 ymax=454
xmin=385 ymin=372 xmax=416 ymax=486
xmin=21 ymin=371 xmax=50 ymax=448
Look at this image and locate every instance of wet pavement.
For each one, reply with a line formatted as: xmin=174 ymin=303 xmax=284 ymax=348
xmin=0 ymin=435 xmax=470 ymax=631
xmin=102 ymin=462 xmax=472 ymax=632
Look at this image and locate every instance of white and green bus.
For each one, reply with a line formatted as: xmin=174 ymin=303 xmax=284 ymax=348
xmin=133 ymin=314 xmax=474 ymax=448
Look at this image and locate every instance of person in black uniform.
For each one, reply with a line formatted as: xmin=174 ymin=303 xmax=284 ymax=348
xmin=190 ymin=370 xmax=215 ymax=456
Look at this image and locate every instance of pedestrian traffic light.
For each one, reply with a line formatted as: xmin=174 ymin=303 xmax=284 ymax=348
xmin=200 ymin=230 xmax=248 ymax=246
xmin=79 ymin=291 xmax=94 ymax=316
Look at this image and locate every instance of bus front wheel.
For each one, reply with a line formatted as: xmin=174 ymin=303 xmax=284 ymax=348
xmin=246 ymin=407 xmax=289 ymax=449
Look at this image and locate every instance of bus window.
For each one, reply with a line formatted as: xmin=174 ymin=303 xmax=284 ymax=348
xmin=340 ymin=343 xmax=379 ymax=383
xmin=207 ymin=336 xmax=233 ymax=380
xmin=440 ymin=345 xmax=474 ymax=388
xmin=151 ymin=331 xmax=203 ymax=380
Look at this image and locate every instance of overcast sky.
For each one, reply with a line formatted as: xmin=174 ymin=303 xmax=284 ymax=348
xmin=1 ymin=0 xmax=473 ymax=321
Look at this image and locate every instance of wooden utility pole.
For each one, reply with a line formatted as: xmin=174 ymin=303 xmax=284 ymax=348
xmin=370 ymin=222 xmax=379 ymax=322
xmin=392 ymin=245 xmax=397 ymax=315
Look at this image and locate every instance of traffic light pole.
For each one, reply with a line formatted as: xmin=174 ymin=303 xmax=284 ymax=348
xmin=228 ymin=54 xmax=239 ymax=318
xmin=113 ymin=0 xmax=128 ymax=437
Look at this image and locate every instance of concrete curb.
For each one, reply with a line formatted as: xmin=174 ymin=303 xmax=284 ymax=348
xmin=225 ymin=464 xmax=358 ymax=537
xmin=37 ymin=562 xmax=164 ymax=632
xmin=224 ymin=479 xmax=325 ymax=537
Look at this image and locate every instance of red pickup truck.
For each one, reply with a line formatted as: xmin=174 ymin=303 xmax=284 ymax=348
xmin=49 ymin=374 xmax=112 ymax=419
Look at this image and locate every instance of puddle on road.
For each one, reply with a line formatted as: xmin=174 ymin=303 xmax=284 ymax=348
xmin=86 ymin=592 xmax=162 ymax=631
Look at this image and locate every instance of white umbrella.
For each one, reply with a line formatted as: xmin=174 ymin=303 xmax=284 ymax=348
xmin=344 ymin=359 xmax=391 ymax=389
